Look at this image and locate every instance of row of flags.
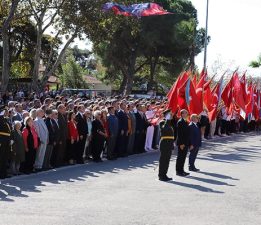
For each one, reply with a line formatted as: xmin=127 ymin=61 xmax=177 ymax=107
xmin=103 ymin=2 xmax=172 ymax=17
xmin=167 ymin=69 xmax=261 ymax=122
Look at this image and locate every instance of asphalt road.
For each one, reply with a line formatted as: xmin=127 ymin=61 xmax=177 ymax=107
xmin=1 ymin=133 xmax=261 ymax=225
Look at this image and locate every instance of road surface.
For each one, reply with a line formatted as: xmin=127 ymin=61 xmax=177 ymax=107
xmin=1 ymin=133 xmax=261 ymax=225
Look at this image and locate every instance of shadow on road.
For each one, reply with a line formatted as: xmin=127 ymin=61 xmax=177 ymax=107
xmin=0 ymin=133 xmax=260 ymax=201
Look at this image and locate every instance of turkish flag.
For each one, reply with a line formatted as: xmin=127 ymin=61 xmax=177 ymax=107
xmin=168 ymin=72 xmax=189 ymax=113
xmin=192 ymin=74 xmax=197 ymax=88
xmin=245 ymin=84 xmax=254 ymax=117
xmin=232 ymin=73 xmax=245 ymax=112
xmin=178 ymin=78 xmax=202 ymax=114
xmin=196 ymin=69 xmax=208 ymax=108
xmin=203 ymin=79 xmax=213 ymax=111
xmin=208 ymin=78 xmax=223 ymax=122
xmin=221 ymin=77 xmax=233 ymax=108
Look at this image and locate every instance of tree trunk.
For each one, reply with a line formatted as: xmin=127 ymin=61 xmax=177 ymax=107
xmin=32 ymin=26 xmax=43 ymax=91
xmin=40 ymin=32 xmax=77 ymax=88
xmin=0 ymin=0 xmax=20 ymax=93
xmin=147 ymin=56 xmax=159 ymax=92
xmin=124 ymin=52 xmax=137 ymax=95
xmin=1 ymin=29 xmax=10 ymax=93
xmin=118 ymin=73 xmax=128 ymax=95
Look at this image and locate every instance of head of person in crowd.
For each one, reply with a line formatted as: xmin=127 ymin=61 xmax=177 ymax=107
xmin=36 ymin=108 xmax=45 ymax=119
xmin=101 ymin=109 xmax=108 ymax=121
xmin=84 ymin=109 xmax=92 ymax=120
xmin=52 ymin=109 xmax=58 ymax=121
xmin=57 ymin=104 xmax=66 ymax=115
xmin=34 ymin=99 xmax=41 ymax=108
xmin=8 ymin=101 xmax=15 ymax=109
xmin=163 ymin=109 xmax=173 ymax=121
xmin=45 ymin=108 xmax=53 ymax=119
xmin=141 ymin=104 xmax=146 ymax=113
xmin=120 ymin=101 xmax=127 ymax=112
xmin=111 ymin=100 xmax=119 ymax=111
xmin=15 ymin=103 xmax=23 ymax=113
xmin=29 ymin=109 xmax=37 ymax=120
xmin=24 ymin=116 xmax=34 ymax=128
xmin=44 ymin=98 xmax=52 ymax=107
xmin=105 ymin=101 xmax=111 ymax=108
xmin=180 ymin=109 xmax=189 ymax=120
xmin=22 ymin=111 xmax=30 ymax=120
xmin=67 ymin=111 xmax=76 ymax=122
xmin=190 ymin=114 xmax=199 ymax=124
xmin=9 ymin=108 xmax=15 ymax=118
xmin=127 ymin=102 xmax=135 ymax=113
xmin=13 ymin=120 xmax=22 ymax=131
xmin=93 ymin=110 xmax=102 ymax=120
xmin=22 ymin=102 xmax=28 ymax=110
xmin=0 ymin=106 xmax=7 ymax=118
xmin=78 ymin=105 xmax=85 ymax=114
xmin=108 ymin=106 xmax=115 ymax=116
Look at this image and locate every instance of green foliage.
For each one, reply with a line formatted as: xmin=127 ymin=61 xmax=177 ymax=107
xmin=249 ymin=54 xmax=261 ymax=68
xmin=59 ymin=54 xmax=88 ymax=89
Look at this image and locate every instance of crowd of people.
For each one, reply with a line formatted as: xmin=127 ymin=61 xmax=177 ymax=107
xmin=0 ymin=90 xmax=260 ymax=179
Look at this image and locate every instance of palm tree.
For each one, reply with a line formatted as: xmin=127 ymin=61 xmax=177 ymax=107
xmin=249 ymin=54 xmax=261 ymax=68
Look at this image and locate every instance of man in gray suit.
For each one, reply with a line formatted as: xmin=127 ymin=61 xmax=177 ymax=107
xmin=34 ymin=109 xmax=49 ymax=171
xmin=127 ymin=102 xmax=136 ymax=155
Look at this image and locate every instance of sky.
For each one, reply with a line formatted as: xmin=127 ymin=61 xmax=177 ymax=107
xmin=190 ymin=0 xmax=261 ymax=76
xmin=73 ymin=0 xmax=261 ymax=76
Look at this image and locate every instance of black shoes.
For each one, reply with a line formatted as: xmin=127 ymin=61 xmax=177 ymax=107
xmin=189 ymin=167 xmax=200 ymax=172
xmin=159 ymin=176 xmax=173 ymax=182
xmin=176 ymin=172 xmax=190 ymax=177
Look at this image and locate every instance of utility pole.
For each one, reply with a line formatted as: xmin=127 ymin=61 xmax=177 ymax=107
xmin=203 ymin=0 xmax=209 ymax=71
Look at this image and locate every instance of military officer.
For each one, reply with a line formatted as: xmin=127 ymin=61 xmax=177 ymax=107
xmin=0 ymin=105 xmax=12 ymax=179
xmin=158 ymin=109 xmax=174 ymax=182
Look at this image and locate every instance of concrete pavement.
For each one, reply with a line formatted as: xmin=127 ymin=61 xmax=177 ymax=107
xmin=0 ymin=133 xmax=261 ymax=225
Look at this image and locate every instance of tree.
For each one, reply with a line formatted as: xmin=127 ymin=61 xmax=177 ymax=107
xmin=27 ymin=0 xmax=79 ymax=90
xmin=250 ymin=54 xmax=261 ymax=68
xmin=0 ymin=0 xmax=20 ymax=93
xmin=59 ymin=54 xmax=88 ymax=89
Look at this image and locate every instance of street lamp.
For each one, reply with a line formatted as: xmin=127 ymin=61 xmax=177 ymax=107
xmin=203 ymin=0 xmax=209 ymax=71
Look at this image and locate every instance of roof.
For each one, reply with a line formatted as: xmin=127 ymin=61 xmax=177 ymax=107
xmin=84 ymin=75 xmax=102 ymax=84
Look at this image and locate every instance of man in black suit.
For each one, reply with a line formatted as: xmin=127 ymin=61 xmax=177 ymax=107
xmin=44 ymin=108 xmax=56 ymax=169
xmin=176 ymin=109 xmax=190 ymax=176
xmin=75 ymin=105 xmax=88 ymax=163
xmin=188 ymin=114 xmax=202 ymax=172
xmin=48 ymin=109 xmax=61 ymax=167
xmin=116 ymin=102 xmax=129 ymax=157
xmin=57 ymin=104 xmax=68 ymax=166
xmin=134 ymin=104 xmax=148 ymax=153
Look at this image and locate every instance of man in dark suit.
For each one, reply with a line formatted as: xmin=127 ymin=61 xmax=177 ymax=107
xmin=50 ymin=110 xmax=61 ymax=167
xmin=107 ymin=106 xmax=118 ymax=160
xmin=134 ymin=104 xmax=148 ymax=153
xmin=176 ymin=109 xmax=190 ymax=176
xmin=188 ymin=114 xmax=202 ymax=172
xmin=44 ymin=108 xmax=55 ymax=169
xmin=57 ymin=104 xmax=68 ymax=166
xmin=116 ymin=102 xmax=129 ymax=157
xmin=75 ymin=105 xmax=88 ymax=163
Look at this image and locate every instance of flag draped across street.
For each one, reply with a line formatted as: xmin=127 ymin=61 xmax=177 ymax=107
xmin=103 ymin=2 xmax=172 ymax=17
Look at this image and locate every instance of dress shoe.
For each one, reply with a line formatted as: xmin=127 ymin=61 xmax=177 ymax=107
xmin=189 ymin=167 xmax=200 ymax=172
xmin=159 ymin=176 xmax=173 ymax=182
xmin=176 ymin=172 xmax=190 ymax=177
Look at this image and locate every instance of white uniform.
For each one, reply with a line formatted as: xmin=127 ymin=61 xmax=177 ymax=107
xmin=145 ymin=110 xmax=155 ymax=151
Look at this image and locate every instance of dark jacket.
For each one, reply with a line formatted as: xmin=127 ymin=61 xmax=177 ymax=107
xmin=189 ymin=122 xmax=202 ymax=148
xmin=75 ymin=113 xmax=88 ymax=136
xmin=176 ymin=118 xmax=190 ymax=146
xmin=117 ymin=110 xmax=128 ymax=132
xmin=45 ymin=117 xmax=56 ymax=145
xmin=135 ymin=112 xmax=149 ymax=133
xmin=58 ymin=112 xmax=68 ymax=141
xmin=107 ymin=114 xmax=119 ymax=137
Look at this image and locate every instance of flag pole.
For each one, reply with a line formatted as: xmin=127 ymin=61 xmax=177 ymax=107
xmin=203 ymin=0 xmax=209 ymax=71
